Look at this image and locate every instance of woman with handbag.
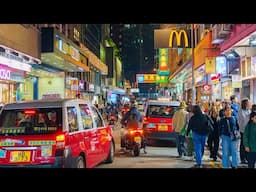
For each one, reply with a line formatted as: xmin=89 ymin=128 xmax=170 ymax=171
xmin=207 ymin=106 xmax=220 ymax=161
xmin=219 ymin=105 xmax=239 ymax=168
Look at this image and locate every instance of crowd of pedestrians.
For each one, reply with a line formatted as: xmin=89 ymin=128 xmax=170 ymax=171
xmin=172 ymin=95 xmax=256 ymax=168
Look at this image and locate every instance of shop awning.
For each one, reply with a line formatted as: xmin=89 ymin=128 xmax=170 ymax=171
xmin=31 ymin=63 xmax=62 ymax=73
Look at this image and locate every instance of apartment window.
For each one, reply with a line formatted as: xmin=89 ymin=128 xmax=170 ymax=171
xmin=73 ymin=28 xmax=80 ymax=42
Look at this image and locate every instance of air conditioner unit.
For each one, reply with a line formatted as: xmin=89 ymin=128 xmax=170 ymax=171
xmin=223 ymin=24 xmax=233 ymax=31
xmin=218 ymin=24 xmax=232 ymax=37
xmin=211 ymin=25 xmax=225 ymax=44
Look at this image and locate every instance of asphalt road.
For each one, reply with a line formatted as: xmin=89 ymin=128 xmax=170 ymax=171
xmin=97 ymin=146 xmax=195 ymax=168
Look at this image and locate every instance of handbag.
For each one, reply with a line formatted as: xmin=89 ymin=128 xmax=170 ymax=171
xmin=180 ymin=122 xmax=187 ymax=136
xmin=206 ymin=115 xmax=214 ymax=133
xmin=226 ymin=117 xmax=241 ymax=141
xmin=180 ymin=121 xmax=192 ymax=138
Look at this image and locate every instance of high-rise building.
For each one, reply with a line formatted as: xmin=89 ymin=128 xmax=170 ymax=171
xmin=81 ymin=24 xmax=102 ymax=58
xmin=110 ymin=24 xmax=124 ymax=54
xmin=111 ymin=24 xmax=157 ymax=83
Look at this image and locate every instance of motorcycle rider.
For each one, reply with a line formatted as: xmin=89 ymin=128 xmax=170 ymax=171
xmin=120 ymin=101 xmax=146 ymax=153
xmin=107 ymin=103 xmax=118 ymax=124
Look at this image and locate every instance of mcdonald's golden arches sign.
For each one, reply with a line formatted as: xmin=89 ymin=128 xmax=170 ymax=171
xmin=154 ymin=29 xmax=191 ymax=48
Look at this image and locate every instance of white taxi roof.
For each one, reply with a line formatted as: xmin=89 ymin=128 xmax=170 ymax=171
xmin=147 ymin=100 xmax=180 ymax=106
xmin=2 ymin=98 xmax=90 ymax=110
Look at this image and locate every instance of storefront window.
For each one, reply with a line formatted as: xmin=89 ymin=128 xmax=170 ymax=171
xmin=20 ymin=78 xmax=33 ymax=101
xmin=222 ymin=81 xmax=233 ymax=101
xmin=241 ymin=79 xmax=250 ymax=100
xmin=0 ymin=82 xmax=16 ymax=104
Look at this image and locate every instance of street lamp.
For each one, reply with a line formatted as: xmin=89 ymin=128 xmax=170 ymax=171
xmin=191 ymin=24 xmax=196 ymax=105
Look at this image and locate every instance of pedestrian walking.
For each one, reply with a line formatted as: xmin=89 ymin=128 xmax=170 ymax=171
xmin=186 ymin=105 xmax=212 ymax=168
xmin=243 ymin=112 xmax=256 ymax=168
xmin=172 ymin=101 xmax=188 ymax=158
xmin=238 ymin=98 xmax=251 ymax=164
xmin=219 ymin=106 xmax=239 ymax=168
xmin=207 ymin=106 xmax=220 ymax=161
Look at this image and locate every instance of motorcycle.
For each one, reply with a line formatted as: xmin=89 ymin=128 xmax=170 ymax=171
xmin=108 ymin=114 xmax=117 ymax=129
xmin=123 ymin=127 xmax=146 ymax=157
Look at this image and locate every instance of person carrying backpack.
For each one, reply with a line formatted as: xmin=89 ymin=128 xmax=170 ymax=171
xmin=120 ymin=102 xmax=144 ymax=151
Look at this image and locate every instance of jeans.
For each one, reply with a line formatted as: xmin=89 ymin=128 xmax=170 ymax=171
xmin=207 ymin=132 xmax=220 ymax=160
xmin=240 ymin=132 xmax=248 ymax=163
xmin=175 ymin=132 xmax=185 ymax=156
xmin=247 ymin=152 xmax=256 ymax=168
xmin=221 ymin=135 xmax=238 ymax=168
xmin=192 ymin=132 xmax=208 ymax=166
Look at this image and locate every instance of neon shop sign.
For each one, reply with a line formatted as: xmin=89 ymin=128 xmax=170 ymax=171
xmin=0 ymin=68 xmax=11 ymax=80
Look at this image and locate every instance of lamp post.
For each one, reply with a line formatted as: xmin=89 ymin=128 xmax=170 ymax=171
xmin=191 ymin=24 xmax=196 ymax=105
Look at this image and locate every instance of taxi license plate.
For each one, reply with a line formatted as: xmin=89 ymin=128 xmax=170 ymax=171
xmin=10 ymin=151 xmax=31 ymax=163
xmin=158 ymin=125 xmax=168 ymax=131
xmin=134 ymin=136 xmax=141 ymax=143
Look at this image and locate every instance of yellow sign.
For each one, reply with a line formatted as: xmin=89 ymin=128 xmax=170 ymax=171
xmin=158 ymin=125 xmax=168 ymax=131
xmin=205 ymin=57 xmax=216 ymax=74
xmin=169 ymin=30 xmax=189 ymax=48
xmin=137 ymin=74 xmax=157 ymax=83
xmin=10 ymin=151 xmax=31 ymax=162
xmin=134 ymin=136 xmax=141 ymax=143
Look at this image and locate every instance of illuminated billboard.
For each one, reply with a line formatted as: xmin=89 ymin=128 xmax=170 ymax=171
xmin=136 ymin=74 xmax=157 ymax=83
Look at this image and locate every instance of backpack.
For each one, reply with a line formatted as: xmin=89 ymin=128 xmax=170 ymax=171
xmin=127 ymin=111 xmax=139 ymax=129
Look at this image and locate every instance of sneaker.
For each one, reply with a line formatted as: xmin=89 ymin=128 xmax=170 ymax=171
xmin=183 ymin=156 xmax=194 ymax=161
xmin=192 ymin=164 xmax=202 ymax=168
xmin=240 ymin=160 xmax=248 ymax=164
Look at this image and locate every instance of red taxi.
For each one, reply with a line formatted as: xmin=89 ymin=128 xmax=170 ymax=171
xmin=121 ymin=104 xmax=130 ymax=116
xmin=0 ymin=99 xmax=115 ymax=168
xmin=142 ymin=99 xmax=180 ymax=143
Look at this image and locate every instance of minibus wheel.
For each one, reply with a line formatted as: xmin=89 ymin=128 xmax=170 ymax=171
xmin=76 ymin=156 xmax=85 ymax=168
xmin=105 ymin=141 xmax=115 ymax=163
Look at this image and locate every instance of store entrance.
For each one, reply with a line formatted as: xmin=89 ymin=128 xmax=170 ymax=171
xmin=0 ymin=81 xmax=17 ymax=104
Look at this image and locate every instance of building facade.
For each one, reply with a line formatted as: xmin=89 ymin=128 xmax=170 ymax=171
xmin=0 ymin=24 xmax=41 ymax=104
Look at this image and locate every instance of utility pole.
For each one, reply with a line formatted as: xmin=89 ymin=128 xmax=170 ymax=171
xmin=191 ymin=24 xmax=196 ymax=105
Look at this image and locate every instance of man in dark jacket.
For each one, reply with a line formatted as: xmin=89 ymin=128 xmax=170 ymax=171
xmin=120 ymin=102 xmax=144 ymax=151
xmin=186 ymin=105 xmax=212 ymax=168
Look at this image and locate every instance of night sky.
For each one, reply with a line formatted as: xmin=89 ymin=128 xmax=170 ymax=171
xmin=121 ymin=24 xmax=157 ymax=83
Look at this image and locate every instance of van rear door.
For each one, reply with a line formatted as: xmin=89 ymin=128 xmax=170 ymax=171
xmin=143 ymin=104 xmax=178 ymax=132
xmin=0 ymin=108 xmax=63 ymax=166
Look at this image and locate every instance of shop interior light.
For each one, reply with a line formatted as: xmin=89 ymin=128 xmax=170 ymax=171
xmin=227 ymin=50 xmax=239 ymax=58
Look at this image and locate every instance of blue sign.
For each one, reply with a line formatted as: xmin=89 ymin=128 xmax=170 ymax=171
xmin=0 ymin=149 xmax=6 ymax=158
xmin=157 ymin=70 xmax=170 ymax=76
xmin=137 ymin=75 xmax=144 ymax=83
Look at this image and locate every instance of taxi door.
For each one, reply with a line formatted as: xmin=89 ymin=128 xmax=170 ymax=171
xmin=78 ymin=104 xmax=99 ymax=168
xmin=90 ymin=106 xmax=110 ymax=161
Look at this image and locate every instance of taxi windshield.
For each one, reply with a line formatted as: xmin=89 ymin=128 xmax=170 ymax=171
xmin=0 ymin=108 xmax=62 ymax=135
xmin=147 ymin=105 xmax=178 ymax=118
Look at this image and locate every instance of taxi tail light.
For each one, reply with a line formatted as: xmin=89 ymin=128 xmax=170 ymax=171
xmin=143 ymin=117 xmax=148 ymax=123
xmin=56 ymin=133 xmax=65 ymax=149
